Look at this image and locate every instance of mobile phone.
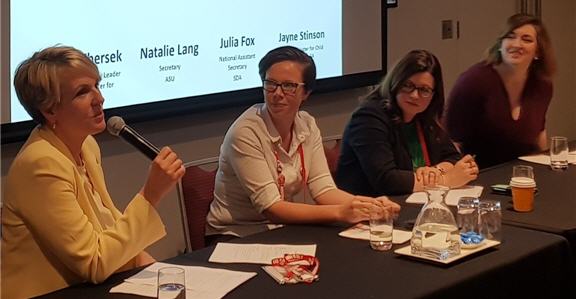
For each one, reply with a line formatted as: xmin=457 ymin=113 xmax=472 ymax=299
xmin=491 ymin=184 xmax=512 ymax=196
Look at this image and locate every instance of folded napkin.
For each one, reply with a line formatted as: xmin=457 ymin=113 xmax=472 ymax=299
xmin=405 ymin=185 xmax=484 ymax=206
xmin=339 ymin=223 xmax=412 ymax=244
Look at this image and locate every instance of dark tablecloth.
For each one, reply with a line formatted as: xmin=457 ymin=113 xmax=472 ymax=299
xmin=475 ymin=159 xmax=576 ymax=257
xmin=38 ymin=224 xmax=575 ymax=299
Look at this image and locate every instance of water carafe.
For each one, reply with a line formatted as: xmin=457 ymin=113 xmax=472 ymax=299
xmin=411 ymin=185 xmax=461 ymax=260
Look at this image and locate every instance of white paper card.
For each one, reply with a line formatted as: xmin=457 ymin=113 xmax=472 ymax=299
xmin=406 ymin=185 xmax=484 ymax=206
xmin=519 ymin=151 xmax=576 ymax=165
xmin=209 ymin=243 xmax=316 ymax=264
xmin=444 ymin=186 xmax=484 ymax=206
xmin=405 ymin=192 xmax=428 ymax=204
xmin=110 ymin=262 xmax=256 ymax=299
xmin=339 ymin=223 xmax=412 ymax=244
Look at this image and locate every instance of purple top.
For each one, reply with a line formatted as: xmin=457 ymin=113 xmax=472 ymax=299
xmin=445 ymin=63 xmax=553 ymax=168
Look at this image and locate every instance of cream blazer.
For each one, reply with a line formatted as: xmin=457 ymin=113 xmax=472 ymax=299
xmin=1 ymin=127 xmax=166 ymax=299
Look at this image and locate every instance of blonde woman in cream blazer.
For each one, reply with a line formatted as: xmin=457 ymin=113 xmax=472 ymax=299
xmin=1 ymin=46 xmax=185 ymax=299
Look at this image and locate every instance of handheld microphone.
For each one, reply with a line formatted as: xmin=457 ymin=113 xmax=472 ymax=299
xmin=106 ymin=116 xmax=160 ymax=160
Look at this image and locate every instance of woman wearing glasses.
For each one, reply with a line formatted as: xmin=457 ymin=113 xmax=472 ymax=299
xmin=206 ymin=46 xmax=399 ymax=241
xmin=335 ymin=50 xmax=478 ymax=196
xmin=445 ymin=14 xmax=556 ymax=168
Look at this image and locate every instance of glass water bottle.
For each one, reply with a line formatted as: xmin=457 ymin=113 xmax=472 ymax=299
xmin=411 ymin=185 xmax=461 ymax=260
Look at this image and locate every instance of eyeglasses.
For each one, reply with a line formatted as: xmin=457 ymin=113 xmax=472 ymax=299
xmin=263 ymin=80 xmax=305 ymax=95
xmin=399 ymin=81 xmax=434 ymax=98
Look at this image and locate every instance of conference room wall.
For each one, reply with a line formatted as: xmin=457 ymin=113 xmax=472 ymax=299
xmin=541 ymin=0 xmax=576 ymax=140
xmin=1 ymin=0 xmax=575 ymax=261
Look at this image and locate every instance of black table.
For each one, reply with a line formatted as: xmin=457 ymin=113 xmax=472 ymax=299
xmin=474 ymin=159 xmax=576 ymax=256
xmin=38 ymin=224 xmax=575 ymax=299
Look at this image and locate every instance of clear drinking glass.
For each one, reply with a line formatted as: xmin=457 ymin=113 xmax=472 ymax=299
xmin=512 ymin=165 xmax=534 ymax=179
xmin=550 ymin=136 xmax=569 ymax=170
xmin=157 ymin=267 xmax=186 ymax=299
xmin=369 ymin=205 xmax=393 ymax=251
xmin=457 ymin=197 xmax=480 ymax=234
xmin=478 ymin=200 xmax=502 ymax=242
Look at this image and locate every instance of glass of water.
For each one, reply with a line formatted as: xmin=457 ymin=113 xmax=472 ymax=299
xmin=158 ymin=267 xmax=186 ymax=299
xmin=479 ymin=200 xmax=502 ymax=242
xmin=550 ymin=136 xmax=569 ymax=170
xmin=457 ymin=197 xmax=480 ymax=234
xmin=369 ymin=204 xmax=393 ymax=251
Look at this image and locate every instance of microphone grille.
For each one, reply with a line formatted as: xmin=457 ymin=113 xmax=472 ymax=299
xmin=106 ymin=116 xmax=126 ymax=136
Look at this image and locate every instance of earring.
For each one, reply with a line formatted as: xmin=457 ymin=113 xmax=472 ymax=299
xmin=534 ymin=56 xmax=539 ymax=60
xmin=51 ymin=122 xmax=56 ymax=130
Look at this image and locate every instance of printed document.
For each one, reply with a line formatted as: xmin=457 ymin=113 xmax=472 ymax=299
xmin=209 ymin=243 xmax=317 ymax=264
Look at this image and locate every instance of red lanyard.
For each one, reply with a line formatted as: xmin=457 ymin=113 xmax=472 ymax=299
xmin=271 ymin=254 xmax=319 ymax=283
xmin=416 ymin=121 xmax=431 ymax=166
xmin=273 ymin=143 xmax=306 ymax=200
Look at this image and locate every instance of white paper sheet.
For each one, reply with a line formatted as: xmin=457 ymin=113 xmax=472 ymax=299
xmin=519 ymin=151 xmax=576 ymax=165
xmin=209 ymin=243 xmax=316 ymax=264
xmin=338 ymin=223 xmax=412 ymax=244
xmin=444 ymin=186 xmax=484 ymax=206
xmin=405 ymin=185 xmax=484 ymax=206
xmin=109 ymin=262 xmax=256 ymax=299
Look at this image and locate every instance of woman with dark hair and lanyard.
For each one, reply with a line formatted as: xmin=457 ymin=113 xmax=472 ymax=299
xmin=336 ymin=49 xmax=478 ymax=196
xmin=205 ymin=46 xmax=399 ymax=241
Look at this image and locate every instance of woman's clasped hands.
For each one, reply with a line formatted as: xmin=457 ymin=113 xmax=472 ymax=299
xmin=415 ymin=154 xmax=478 ymax=189
xmin=445 ymin=155 xmax=479 ymax=188
xmin=340 ymin=196 xmax=400 ymax=223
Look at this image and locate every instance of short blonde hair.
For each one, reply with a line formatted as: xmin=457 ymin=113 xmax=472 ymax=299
xmin=13 ymin=45 xmax=100 ymax=124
